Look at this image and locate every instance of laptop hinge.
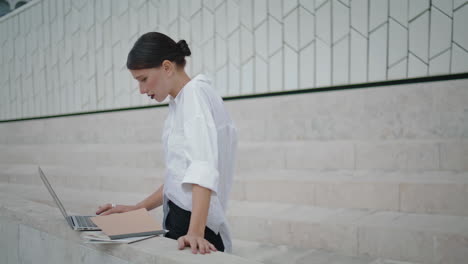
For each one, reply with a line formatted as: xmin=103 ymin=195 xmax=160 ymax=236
xmin=67 ymin=216 xmax=75 ymax=229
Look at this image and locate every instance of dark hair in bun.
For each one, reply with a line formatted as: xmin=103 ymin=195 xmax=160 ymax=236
xmin=127 ymin=32 xmax=191 ymax=70
xmin=176 ymin=40 xmax=191 ymax=56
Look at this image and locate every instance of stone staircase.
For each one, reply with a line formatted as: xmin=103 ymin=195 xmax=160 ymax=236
xmin=1 ymin=78 xmax=467 ymax=263
xmin=0 ymin=162 xmax=467 ymax=263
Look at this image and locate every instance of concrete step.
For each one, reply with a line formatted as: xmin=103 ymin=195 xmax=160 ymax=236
xmin=226 ymin=78 xmax=468 ymax=143
xmin=236 ymin=169 xmax=468 ymax=216
xmin=0 ymin=144 xmax=166 ymax=168
xmin=1 ymin=139 xmax=466 ymax=171
xmin=0 ymin=164 xmax=166 ymax=193
xmin=0 ymin=183 xmax=466 ymax=264
xmin=231 ymin=239 xmax=420 ymax=264
xmin=2 ymin=78 xmax=466 ymax=146
xmin=227 ymin=201 xmax=468 ymax=264
xmin=2 ymin=164 xmax=468 ymax=216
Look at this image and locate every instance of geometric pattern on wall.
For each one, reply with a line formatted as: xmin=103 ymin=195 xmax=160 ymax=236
xmin=0 ymin=0 xmax=467 ymax=121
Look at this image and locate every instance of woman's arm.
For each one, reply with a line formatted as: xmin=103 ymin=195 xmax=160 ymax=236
xmin=96 ymin=184 xmax=164 ymax=215
xmin=188 ymin=184 xmax=211 ymax=235
xmin=177 ymin=184 xmax=217 ymax=254
xmin=135 ymin=183 xmax=164 ymax=210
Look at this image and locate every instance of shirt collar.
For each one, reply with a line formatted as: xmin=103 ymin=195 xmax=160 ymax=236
xmin=168 ymin=74 xmax=208 ymax=106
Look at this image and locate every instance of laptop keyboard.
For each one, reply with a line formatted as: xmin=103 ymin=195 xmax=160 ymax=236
xmin=75 ymin=216 xmax=97 ymax=228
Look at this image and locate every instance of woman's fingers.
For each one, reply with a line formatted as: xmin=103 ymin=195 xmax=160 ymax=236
xmin=197 ymin=238 xmax=206 ymax=254
xmin=95 ymin=203 xmax=112 ymax=215
xmin=202 ymin=241 xmax=211 ymax=254
xmin=177 ymin=237 xmax=185 ymax=250
xmin=209 ymin=243 xmax=217 ymax=252
xmin=96 ymin=204 xmax=129 ymax=215
xmin=177 ymin=235 xmax=216 ymax=254
xmin=189 ymin=238 xmax=198 ymax=254
xmin=99 ymin=208 xmax=116 ymax=216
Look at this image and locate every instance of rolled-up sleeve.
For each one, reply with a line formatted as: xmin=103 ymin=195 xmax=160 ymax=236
xmin=181 ymin=92 xmax=219 ymax=194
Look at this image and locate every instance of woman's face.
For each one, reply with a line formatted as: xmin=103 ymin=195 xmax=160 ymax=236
xmin=130 ymin=65 xmax=172 ymax=102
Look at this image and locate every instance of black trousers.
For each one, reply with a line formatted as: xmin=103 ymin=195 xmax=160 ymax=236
xmin=164 ymin=200 xmax=225 ymax=252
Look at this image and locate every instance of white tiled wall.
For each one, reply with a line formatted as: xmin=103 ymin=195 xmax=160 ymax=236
xmin=0 ymin=0 xmax=468 ymax=121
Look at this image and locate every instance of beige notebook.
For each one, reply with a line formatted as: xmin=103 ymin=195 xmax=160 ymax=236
xmin=90 ymin=208 xmax=167 ymax=240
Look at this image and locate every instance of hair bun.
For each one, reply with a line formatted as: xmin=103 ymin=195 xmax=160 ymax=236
xmin=176 ymin=40 xmax=191 ymax=56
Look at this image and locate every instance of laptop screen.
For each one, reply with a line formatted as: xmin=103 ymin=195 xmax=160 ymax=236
xmin=38 ymin=166 xmax=70 ymax=220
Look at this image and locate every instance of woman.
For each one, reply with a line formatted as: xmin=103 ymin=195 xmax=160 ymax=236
xmin=95 ymin=32 xmax=237 ymax=255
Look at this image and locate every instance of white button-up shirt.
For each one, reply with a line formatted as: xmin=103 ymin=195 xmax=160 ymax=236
xmin=161 ymin=74 xmax=237 ymax=252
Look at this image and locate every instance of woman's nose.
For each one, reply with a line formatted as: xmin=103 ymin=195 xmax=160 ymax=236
xmin=139 ymin=84 xmax=146 ymax=94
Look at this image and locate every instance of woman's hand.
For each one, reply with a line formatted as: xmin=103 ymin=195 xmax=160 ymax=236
xmin=95 ymin=203 xmax=137 ymax=216
xmin=177 ymin=232 xmax=217 ymax=254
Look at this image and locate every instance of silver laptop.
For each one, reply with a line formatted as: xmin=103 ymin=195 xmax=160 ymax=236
xmin=38 ymin=166 xmax=101 ymax=231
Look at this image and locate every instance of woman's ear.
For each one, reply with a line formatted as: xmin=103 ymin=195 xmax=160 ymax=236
xmin=162 ymin=60 xmax=174 ymax=76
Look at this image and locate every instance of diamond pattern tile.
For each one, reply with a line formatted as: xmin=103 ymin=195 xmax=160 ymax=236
xmin=299 ymin=0 xmax=314 ymax=13
xmin=268 ymin=0 xmax=282 ymax=20
xmin=409 ymin=0 xmax=430 ymax=21
xmin=239 ymin=0 xmax=253 ymax=29
xmin=369 ymin=0 xmax=388 ymax=31
xmin=240 ymin=26 xmax=254 ymax=63
xmin=408 ymin=52 xmax=428 ymax=77
xmin=409 ymin=11 xmax=430 ymax=63
xmin=332 ymin=35 xmax=349 ymax=85
xmin=1 ymin=0 xmax=468 ymax=120
xmin=268 ymin=16 xmax=282 ymax=55
xmin=454 ymin=0 xmax=467 ymax=10
xmin=369 ymin=23 xmax=388 ymax=81
xmin=299 ymin=42 xmax=314 ymax=89
xmin=332 ymin=0 xmax=349 ymax=43
xmin=227 ymin=0 xmax=239 ymax=35
xmin=228 ymin=62 xmax=240 ymax=95
xmin=254 ymin=0 xmax=267 ymax=27
xmin=299 ymin=6 xmax=314 ymax=49
xmin=451 ymin=42 xmax=468 ymax=73
xmin=284 ymin=0 xmax=298 ymax=16
xmin=389 ymin=18 xmax=407 ymax=66
xmin=453 ymin=3 xmax=468 ymax=50
xmin=215 ymin=34 xmax=227 ymax=69
xmin=202 ymin=8 xmax=215 ymax=43
xmin=189 ymin=0 xmax=202 ymax=18
xmin=316 ymin=38 xmax=331 ymax=87
xmin=284 ymin=45 xmax=298 ymax=90
xmin=430 ymin=6 xmax=452 ymax=58
xmin=316 ymin=0 xmax=331 ymax=44
xmin=350 ymin=0 xmax=367 ymax=36
xmin=269 ymin=49 xmax=283 ymax=92
xmin=215 ymin=1 xmax=227 ymax=38
xmin=254 ymin=20 xmax=268 ymax=60
xmin=215 ymin=65 xmax=228 ymax=96
xmin=429 ymin=49 xmax=450 ymax=75
xmin=241 ymin=58 xmax=254 ymax=94
xmin=432 ymin=0 xmax=453 ymax=17
xmin=350 ymin=29 xmax=368 ymax=83
xmin=203 ymin=38 xmax=215 ymax=72
xmin=284 ymin=7 xmax=299 ymax=51
xmin=390 ymin=0 xmax=408 ymax=27
xmin=228 ymin=28 xmax=240 ymax=66
xmin=255 ymin=56 xmax=268 ymax=93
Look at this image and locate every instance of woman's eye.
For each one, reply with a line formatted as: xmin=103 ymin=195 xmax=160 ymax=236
xmin=142 ymin=78 xmax=147 ymax=82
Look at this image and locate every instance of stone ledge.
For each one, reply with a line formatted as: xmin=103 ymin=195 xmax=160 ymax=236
xmin=2 ymin=182 xmax=468 ymax=264
xmin=0 ymin=180 xmax=468 ymax=263
xmin=0 ymin=192 xmax=261 ymax=264
xmin=1 ymin=139 xmax=467 ymax=171
xmin=2 ymin=165 xmax=468 ymax=216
